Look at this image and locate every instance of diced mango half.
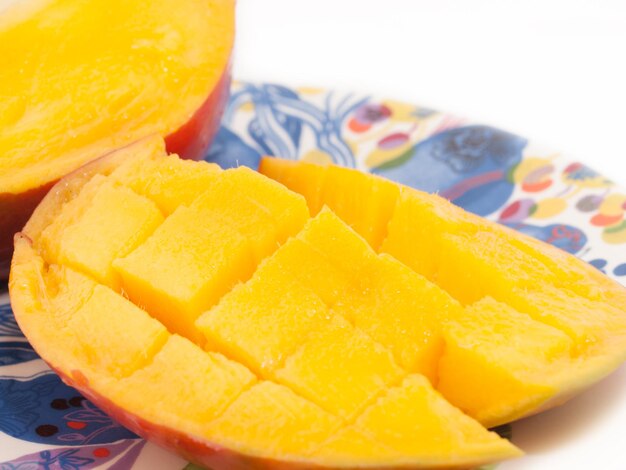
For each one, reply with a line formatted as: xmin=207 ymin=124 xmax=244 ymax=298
xmin=260 ymin=156 xmax=626 ymax=425
xmin=12 ymin=143 xmax=626 ymax=469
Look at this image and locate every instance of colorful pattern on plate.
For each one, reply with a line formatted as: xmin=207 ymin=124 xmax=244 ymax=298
xmin=1 ymin=81 xmax=625 ymax=469
xmin=208 ymin=82 xmax=626 ymax=280
xmin=0 ymin=440 xmax=145 ymax=469
xmin=0 ymin=304 xmax=138 ymax=450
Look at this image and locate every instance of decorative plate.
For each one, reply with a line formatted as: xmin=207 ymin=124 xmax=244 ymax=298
xmin=1 ymin=82 xmax=625 ymax=469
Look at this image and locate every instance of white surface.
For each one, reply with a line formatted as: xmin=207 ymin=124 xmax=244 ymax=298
xmin=235 ymin=0 xmax=626 ymax=187
xmin=235 ymin=2 xmax=626 ymax=469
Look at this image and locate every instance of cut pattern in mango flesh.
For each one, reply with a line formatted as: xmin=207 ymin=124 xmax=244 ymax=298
xmin=10 ymin=137 xmax=626 ymax=469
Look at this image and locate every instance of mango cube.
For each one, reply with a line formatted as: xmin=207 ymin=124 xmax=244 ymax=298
xmin=39 ymin=177 xmax=163 ymax=289
xmin=354 ymin=375 xmax=521 ymax=463
xmin=68 ymin=285 xmax=170 ymax=378
xmin=110 ymin=335 xmax=256 ymax=436
xmin=335 ymin=253 xmax=458 ymax=380
xmin=259 ymin=157 xmax=328 ymax=215
xmin=114 ymin=206 xmax=255 ymax=343
xmin=321 ymin=165 xmax=400 ymax=249
xmin=195 ymin=166 xmax=310 ymax=243
xmin=196 ymin=258 xmax=331 ymax=377
xmin=110 ymin=154 xmax=222 ymax=214
xmin=275 ymin=316 xmax=404 ymax=419
xmin=205 ymin=381 xmax=342 ymax=457
xmin=263 ymin=238 xmax=354 ymax=305
xmin=438 ymin=297 xmax=573 ymax=426
xmin=297 ymin=208 xmax=378 ymax=283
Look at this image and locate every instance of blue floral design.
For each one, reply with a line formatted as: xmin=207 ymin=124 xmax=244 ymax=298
xmin=0 ymin=440 xmax=144 ymax=470
xmin=0 ymin=342 xmax=38 ymax=366
xmin=1 ymin=448 xmax=94 ymax=470
xmin=0 ymin=304 xmax=37 ymax=365
xmin=205 ymin=126 xmax=261 ymax=170
xmin=372 ymin=125 xmax=528 ymax=216
xmin=0 ymin=374 xmax=136 ymax=445
xmin=589 ymin=259 xmax=608 ymax=273
xmin=0 ymin=304 xmax=22 ymax=337
xmin=614 ymin=263 xmax=626 ymax=277
xmin=219 ymin=83 xmax=367 ymax=167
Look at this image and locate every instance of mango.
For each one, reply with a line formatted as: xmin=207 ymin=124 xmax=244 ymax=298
xmin=0 ymin=0 xmax=235 ymax=276
xmin=12 ymin=138 xmax=626 ymax=468
xmin=260 ymin=156 xmax=626 ymax=426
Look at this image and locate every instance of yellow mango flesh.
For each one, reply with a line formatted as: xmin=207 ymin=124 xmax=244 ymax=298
xmin=259 ymin=157 xmax=328 ymax=215
xmin=197 ymin=261 xmax=331 ymax=376
xmin=321 ymin=166 xmax=400 ymax=249
xmin=260 ymin=156 xmax=626 ymax=426
xmin=311 ymin=428 xmax=400 ymax=465
xmin=438 ymin=298 xmax=573 ymax=426
xmin=188 ymin=167 xmax=310 ymax=263
xmin=349 ymin=375 xmax=520 ymax=466
xmin=0 ymin=0 xmax=234 ymax=195
xmin=274 ymin=315 xmax=404 ymax=420
xmin=205 ymin=381 xmax=343 ymax=458
xmin=109 ymin=153 xmax=222 ymax=215
xmin=259 ymin=158 xmax=400 ymax=249
xmin=113 ymin=205 xmax=255 ymax=343
xmin=38 ymin=177 xmax=164 ymax=290
xmin=297 ymin=208 xmax=379 ymax=281
xmin=67 ymin=285 xmax=170 ymax=378
xmin=257 ymin=237 xmax=354 ymax=305
xmin=191 ymin=166 xmax=311 ymax=243
xmin=113 ymin=166 xmax=310 ymax=343
xmin=109 ymin=335 xmax=256 ymax=437
xmin=30 ymin=140 xmax=626 ymax=467
xmin=334 ymin=253 xmax=457 ymax=380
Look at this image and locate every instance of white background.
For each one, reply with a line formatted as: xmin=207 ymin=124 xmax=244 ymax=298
xmin=235 ymin=1 xmax=626 ymax=469
xmin=235 ymin=0 xmax=626 ymax=187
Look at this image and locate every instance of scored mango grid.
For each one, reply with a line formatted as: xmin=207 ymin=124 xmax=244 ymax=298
xmin=34 ymin=157 xmax=604 ymax=456
xmin=264 ymin=160 xmax=626 ymax=355
xmin=37 ymin=162 xmax=532 ymax=390
xmin=32 ymin=163 xmax=443 ymax=453
xmin=109 ymin=197 xmax=416 ymax=426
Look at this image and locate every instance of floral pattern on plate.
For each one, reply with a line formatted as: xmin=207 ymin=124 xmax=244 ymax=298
xmin=208 ymin=82 xmax=626 ymax=280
